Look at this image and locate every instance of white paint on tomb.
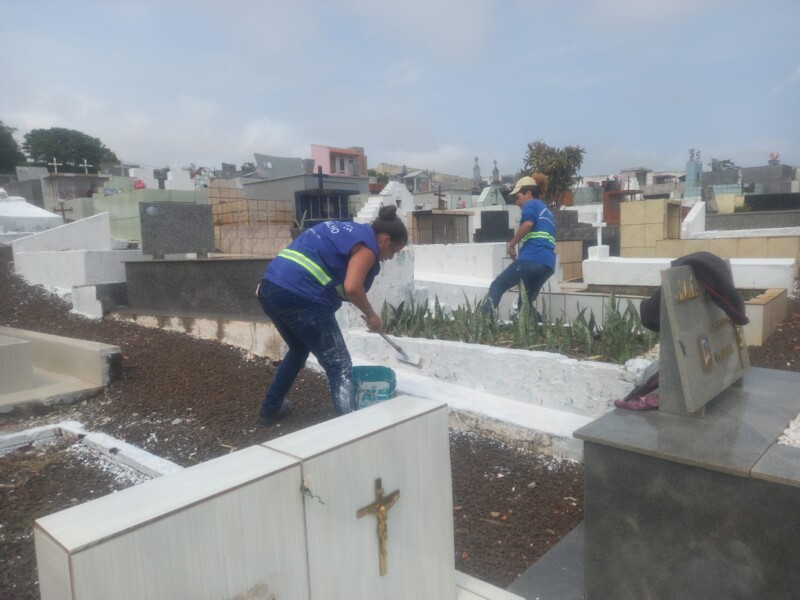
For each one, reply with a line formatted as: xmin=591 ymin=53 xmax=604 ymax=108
xmin=0 ymin=188 xmax=63 ymax=234
xmin=582 ymin=256 xmax=796 ymax=296
xmin=35 ymin=446 xmax=309 ymax=600
xmin=11 ymin=213 xmax=142 ymax=293
xmin=32 ymin=397 xmax=506 ymax=600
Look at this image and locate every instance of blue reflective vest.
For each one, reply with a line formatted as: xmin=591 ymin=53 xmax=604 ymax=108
xmin=264 ymin=221 xmax=381 ymax=309
xmin=518 ymin=199 xmax=556 ymax=271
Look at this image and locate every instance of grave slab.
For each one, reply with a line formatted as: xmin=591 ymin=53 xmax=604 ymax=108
xmin=576 ymin=368 xmax=800 ymax=599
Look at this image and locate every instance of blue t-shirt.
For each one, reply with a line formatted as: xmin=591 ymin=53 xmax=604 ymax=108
xmin=264 ymin=221 xmax=381 ymax=309
xmin=517 ymin=199 xmax=556 ymax=271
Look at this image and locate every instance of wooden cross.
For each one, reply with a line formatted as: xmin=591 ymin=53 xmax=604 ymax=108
xmin=48 ymin=157 xmax=63 ymax=174
xmin=356 ymin=477 xmax=400 ymax=576
xmin=52 ymin=201 xmax=73 ymax=219
xmin=80 ymin=159 xmax=93 ymax=174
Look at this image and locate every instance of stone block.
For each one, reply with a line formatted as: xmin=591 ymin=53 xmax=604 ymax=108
xmin=737 ymin=237 xmax=768 ymax=258
xmin=621 ymin=201 xmax=645 ymax=226
xmin=644 ymin=200 xmax=664 ymax=225
xmin=644 ymin=222 xmax=664 ymax=244
xmin=766 ymin=236 xmax=799 ymax=259
xmin=621 ymin=224 xmax=645 ymax=248
xmin=709 ymin=238 xmax=738 ymax=259
xmin=0 ymin=335 xmax=34 ymax=393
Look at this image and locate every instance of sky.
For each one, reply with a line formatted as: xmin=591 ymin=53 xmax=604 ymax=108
xmin=2 ymin=0 xmax=799 ymax=179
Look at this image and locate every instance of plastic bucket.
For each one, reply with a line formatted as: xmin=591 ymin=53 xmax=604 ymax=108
xmin=352 ymin=365 xmax=396 ymax=409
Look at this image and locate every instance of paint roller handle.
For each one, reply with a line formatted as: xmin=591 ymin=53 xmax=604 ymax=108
xmin=361 ymin=315 xmax=401 ymax=351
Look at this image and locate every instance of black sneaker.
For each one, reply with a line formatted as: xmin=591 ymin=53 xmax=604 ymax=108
xmin=258 ymin=401 xmax=292 ymax=426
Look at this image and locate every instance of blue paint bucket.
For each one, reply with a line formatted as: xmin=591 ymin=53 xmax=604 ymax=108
xmin=352 ymin=365 xmax=396 ymax=409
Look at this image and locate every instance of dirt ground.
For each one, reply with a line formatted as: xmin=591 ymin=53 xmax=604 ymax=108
xmin=1 ymin=244 xmax=798 ymax=599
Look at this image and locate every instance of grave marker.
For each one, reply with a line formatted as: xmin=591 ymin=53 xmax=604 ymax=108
xmin=658 ymin=264 xmax=750 ymax=416
xmin=35 ymin=397 xmax=457 ymax=600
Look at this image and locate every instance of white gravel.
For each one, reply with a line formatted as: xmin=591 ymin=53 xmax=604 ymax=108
xmin=778 ymin=415 xmax=800 ymax=448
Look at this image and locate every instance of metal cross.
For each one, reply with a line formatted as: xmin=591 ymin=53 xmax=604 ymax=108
xmin=357 ymin=478 xmax=400 ymax=576
xmin=48 ymin=157 xmax=63 ymax=174
xmin=79 ymin=159 xmax=93 ymax=174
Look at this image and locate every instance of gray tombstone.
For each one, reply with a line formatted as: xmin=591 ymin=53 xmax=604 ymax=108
xmin=139 ymin=202 xmax=214 ymax=258
xmin=658 ymin=264 xmax=750 ymax=417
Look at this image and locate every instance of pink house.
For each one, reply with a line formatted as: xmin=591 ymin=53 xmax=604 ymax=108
xmin=310 ymin=144 xmax=368 ymax=177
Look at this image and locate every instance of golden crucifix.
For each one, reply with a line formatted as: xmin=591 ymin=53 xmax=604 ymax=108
xmin=356 ymin=477 xmax=400 ymax=576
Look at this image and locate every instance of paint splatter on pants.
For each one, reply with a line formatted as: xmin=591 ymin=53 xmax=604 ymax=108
xmin=258 ymin=280 xmax=355 ymax=415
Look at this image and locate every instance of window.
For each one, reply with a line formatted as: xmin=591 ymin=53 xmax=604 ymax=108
xmin=338 ymin=158 xmax=345 ymax=173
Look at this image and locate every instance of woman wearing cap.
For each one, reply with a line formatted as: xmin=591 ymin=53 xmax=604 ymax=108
xmin=484 ymin=173 xmax=556 ymax=317
xmin=256 ymin=205 xmax=408 ymax=424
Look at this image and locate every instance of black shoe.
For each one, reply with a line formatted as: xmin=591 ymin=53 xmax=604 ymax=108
xmin=258 ymin=401 xmax=292 ymax=426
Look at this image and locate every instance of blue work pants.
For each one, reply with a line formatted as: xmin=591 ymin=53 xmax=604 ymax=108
xmin=257 ymin=280 xmax=355 ymax=416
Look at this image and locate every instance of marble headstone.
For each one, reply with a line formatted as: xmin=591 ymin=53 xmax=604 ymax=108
xmin=658 ymin=264 xmax=750 ymax=417
xmin=35 ymin=397 xmax=456 ymax=600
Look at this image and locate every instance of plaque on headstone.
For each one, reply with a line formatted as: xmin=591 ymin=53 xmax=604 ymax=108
xmin=139 ymin=202 xmax=214 ymax=258
xmin=658 ymin=264 xmax=750 ymax=417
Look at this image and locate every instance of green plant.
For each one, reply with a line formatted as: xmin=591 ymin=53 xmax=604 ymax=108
xmin=382 ymin=288 xmax=659 ymax=364
xmin=293 ymin=210 xmax=308 ymax=229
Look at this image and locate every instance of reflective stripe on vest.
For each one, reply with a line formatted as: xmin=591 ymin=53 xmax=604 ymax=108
xmin=521 ymin=230 xmax=555 ymax=245
xmin=277 ymin=249 xmax=348 ymax=300
xmin=277 ymin=249 xmax=332 ymax=286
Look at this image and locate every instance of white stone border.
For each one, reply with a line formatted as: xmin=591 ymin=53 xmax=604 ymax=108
xmin=0 ymin=420 xmax=183 ymax=478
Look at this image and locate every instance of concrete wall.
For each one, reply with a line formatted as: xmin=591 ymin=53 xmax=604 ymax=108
xmin=347 ymin=330 xmax=651 ymax=419
xmin=123 ymin=257 xmax=269 ymax=318
xmin=14 ymin=249 xmax=141 ymax=290
xmin=0 ymin=326 xmax=120 ymax=386
xmin=12 ymin=213 xmax=112 ymax=254
xmin=582 ymin=256 xmax=796 ymax=294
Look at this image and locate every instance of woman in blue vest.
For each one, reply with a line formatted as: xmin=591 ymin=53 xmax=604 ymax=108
xmin=257 ymin=205 xmax=408 ymax=424
xmin=484 ymin=173 xmax=556 ymax=316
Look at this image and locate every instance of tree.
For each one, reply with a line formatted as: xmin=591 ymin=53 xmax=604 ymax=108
xmin=521 ymin=140 xmax=585 ymax=206
xmin=0 ymin=121 xmax=26 ymax=173
xmin=22 ymin=127 xmax=118 ymax=173
xmin=710 ymin=158 xmax=740 ymax=171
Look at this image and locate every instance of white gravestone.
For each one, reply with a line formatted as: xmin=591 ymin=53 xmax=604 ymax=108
xmin=35 ymin=396 xmax=457 ymax=600
xmin=265 ymin=396 xmax=454 ymax=599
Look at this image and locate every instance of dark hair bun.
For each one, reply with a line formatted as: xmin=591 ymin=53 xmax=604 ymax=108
xmin=378 ymin=204 xmax=398 ymax=220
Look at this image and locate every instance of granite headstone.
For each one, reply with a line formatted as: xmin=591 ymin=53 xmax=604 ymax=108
xmin=658 ymin=264 xmax=750 ymax=417
xmin=139 ymin=202 xmax=214 ymax=258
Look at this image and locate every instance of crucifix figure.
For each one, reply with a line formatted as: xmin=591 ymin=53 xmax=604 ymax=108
xmin=80 ymin=159 xmax=93 ymax=174
xmin=48 ymin=157 xmax=63 ymax=174
xmin=356 ymin=477 xmax=400 ymax=576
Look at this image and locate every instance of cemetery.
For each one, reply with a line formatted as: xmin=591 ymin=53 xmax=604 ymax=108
xmin=1 ymin=173 xmax=799 ymax=598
